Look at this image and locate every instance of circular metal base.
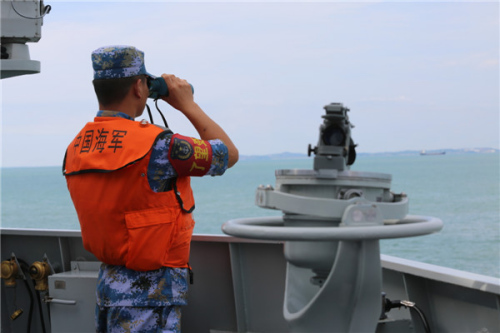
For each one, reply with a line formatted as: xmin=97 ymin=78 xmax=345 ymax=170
xmin=1 ymin=59 xmax=40 ymax=79
xmin=222 ymin=215 xmax=443 ymax=241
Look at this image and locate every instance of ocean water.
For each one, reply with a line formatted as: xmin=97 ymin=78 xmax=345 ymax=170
xmin=1 ymin=153 xmax=499 ymax=278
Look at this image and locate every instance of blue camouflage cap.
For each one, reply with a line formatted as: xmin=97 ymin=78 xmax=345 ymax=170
xmin=91 ymin=45 xmax=154 ymax=80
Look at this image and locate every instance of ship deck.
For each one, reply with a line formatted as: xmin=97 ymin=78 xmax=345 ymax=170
xmin=1 ymin=228 xmax=499 ymax=332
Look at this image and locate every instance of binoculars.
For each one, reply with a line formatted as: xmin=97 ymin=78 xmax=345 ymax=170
xmin=148 ymin=76 xmax=194 ymax=100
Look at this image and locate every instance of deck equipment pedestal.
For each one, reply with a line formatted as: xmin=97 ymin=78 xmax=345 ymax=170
xmin=223 ymin=103 xmax=443 ymax=332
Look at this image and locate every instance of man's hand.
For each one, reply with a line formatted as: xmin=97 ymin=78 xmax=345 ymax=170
xmin=159 ymin=73 xmax=239 ymax=168
xmin=160 ymin=74 xmax=195 ymax=111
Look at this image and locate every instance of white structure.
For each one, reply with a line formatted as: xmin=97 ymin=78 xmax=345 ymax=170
xmin=1 ymin=0 xmax=50 ymax=79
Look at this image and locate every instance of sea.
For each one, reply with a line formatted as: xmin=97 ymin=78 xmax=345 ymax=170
xmin=1 ymin=153 xmax=499 ymax=278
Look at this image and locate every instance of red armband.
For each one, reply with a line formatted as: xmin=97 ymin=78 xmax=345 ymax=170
xmin=169 ymin=134 xmax=213 ymax=177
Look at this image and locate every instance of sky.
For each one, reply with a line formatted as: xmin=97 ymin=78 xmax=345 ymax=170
xmin=1 ymin=1 xmax=498 ymax=167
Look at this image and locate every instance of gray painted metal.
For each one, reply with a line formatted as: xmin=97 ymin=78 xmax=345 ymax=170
xmin=254 ymin=188 xmax=409 ymax=220
xmin=222 ymin=102 xmax=448 ymax=332
xmin=0 ymin=0 xmax=46 ymax=78
xmin=1 ymin=1 xmax=43 ymax=42
xmin=223 ymin=215 xmax=443 ymax=241
xmin=222 ymin=213 xmax=442 ymax=333
xmin=2 ymin=229 xmax=498 ymax=333
xmin=283 ymin=240 xmax=383 ymax=332
xmin=48 ymin=262 xmax=101 ymax=333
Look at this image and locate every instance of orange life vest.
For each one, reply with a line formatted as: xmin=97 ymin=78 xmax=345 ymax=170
xmin=63 ymin=117 xmax=195 ymax=271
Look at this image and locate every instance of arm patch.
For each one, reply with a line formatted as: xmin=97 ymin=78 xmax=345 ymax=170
xmin=168 ymin=134 xmax=213 ymax=177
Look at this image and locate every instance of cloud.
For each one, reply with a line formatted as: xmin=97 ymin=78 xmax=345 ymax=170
xmin=2 ymin=2 xmax=498 ymax=166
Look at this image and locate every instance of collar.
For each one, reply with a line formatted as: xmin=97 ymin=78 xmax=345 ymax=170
xmin=96 ymin=110 xmax=134 ymax=121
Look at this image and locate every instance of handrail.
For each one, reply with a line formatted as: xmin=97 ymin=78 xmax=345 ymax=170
xmin=222 ymin=215 xmax=443 ymax=241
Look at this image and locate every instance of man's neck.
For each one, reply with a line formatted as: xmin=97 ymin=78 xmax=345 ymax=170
xmin=98 ymin=103 xmax=137 ymax=119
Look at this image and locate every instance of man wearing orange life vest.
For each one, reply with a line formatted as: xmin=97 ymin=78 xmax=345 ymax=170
xmin=63 ymin=45 xmax=238 ymax=332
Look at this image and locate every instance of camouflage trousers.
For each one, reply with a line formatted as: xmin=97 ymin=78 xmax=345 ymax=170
xmin=95 ymin=304 xmax=182 ymax=333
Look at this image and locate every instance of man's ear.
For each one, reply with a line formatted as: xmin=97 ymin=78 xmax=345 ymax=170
xmin=132 ymin=78 xmax=144 ymax=99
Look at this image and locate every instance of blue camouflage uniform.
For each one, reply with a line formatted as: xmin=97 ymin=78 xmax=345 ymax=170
xmin=90 ymin=46 xmax=229 ymax=333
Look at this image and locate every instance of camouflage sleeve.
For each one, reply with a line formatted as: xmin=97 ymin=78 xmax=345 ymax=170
xmin=148 ymin=132 xmax=177 ymax=192
xmin=207 ymin=139 xmax=229 ymax=176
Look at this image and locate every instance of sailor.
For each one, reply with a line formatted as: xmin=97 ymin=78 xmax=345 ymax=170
xmin=63 ymin=45 xmax=238 ymax=332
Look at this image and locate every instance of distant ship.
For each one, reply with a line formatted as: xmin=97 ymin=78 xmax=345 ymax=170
xmin=420 ymin=150 xmax=446 ymax=155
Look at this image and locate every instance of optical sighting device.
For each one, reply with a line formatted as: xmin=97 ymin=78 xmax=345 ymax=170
xmin=148 ymin=76 xmax=194 ymax=100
